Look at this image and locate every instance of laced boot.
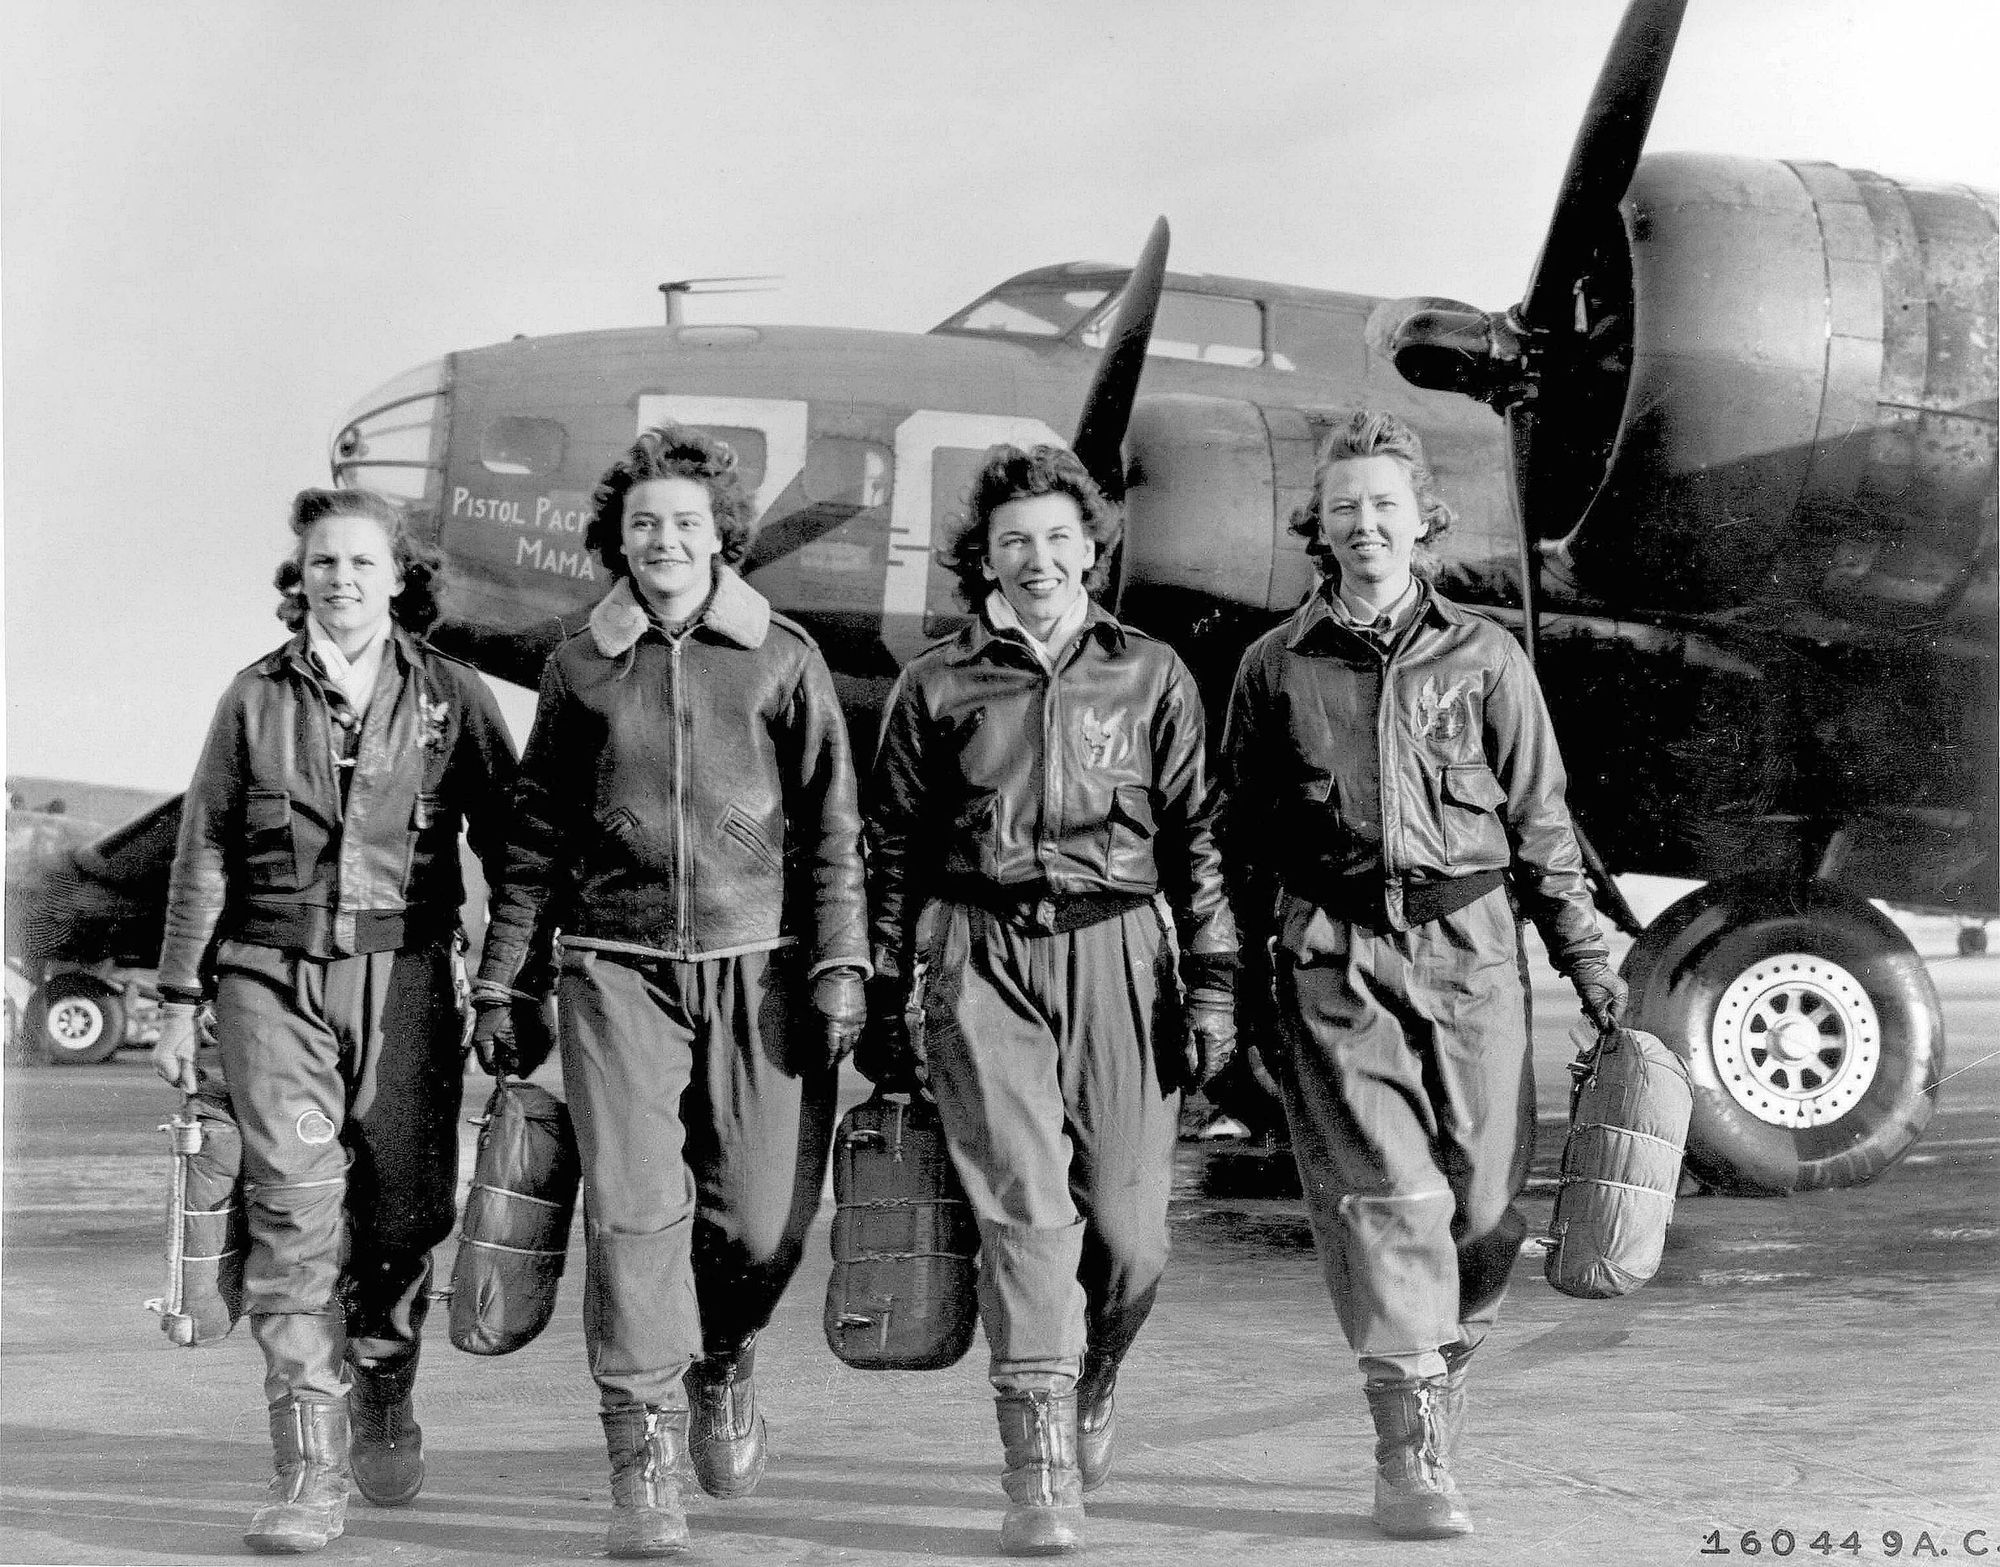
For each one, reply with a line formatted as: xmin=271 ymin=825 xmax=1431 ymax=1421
xmin=995 ymin=1390 xmax=1085 ymax=1557
xmin=1363 ymin=1377 xmax=1473 ymax=1540
xmin=684 ymin=1337 xmax=767 ymax=1499
xmin=602 ymin=1405 xmax=690 ymax=1558
xmin=244 ymin=1398 xmax=351 ymax=1555
xmin=1074 ymin=1350 xmax=1120 ymax=1494
xmin=349 ymin=1350 xmax=424 ymax=1506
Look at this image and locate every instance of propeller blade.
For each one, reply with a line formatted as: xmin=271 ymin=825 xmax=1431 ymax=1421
xmin=1520 ymin=0 xmax=1687 ymax=332
xmin=1072 ymin=216 xmax=1169 ymax=499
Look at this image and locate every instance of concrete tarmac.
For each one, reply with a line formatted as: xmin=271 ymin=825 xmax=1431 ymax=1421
xmin=4 ymin=936 xmax=1997 ymax=1567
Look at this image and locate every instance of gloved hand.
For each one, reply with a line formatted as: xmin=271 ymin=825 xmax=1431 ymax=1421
xmin=1237 ymin=948 xmax=1288 ymax=1078
xmin=469 ymin=984 xmax=556 ymax=1078
xmin=1572 ymin=961 xmax=1629 ymax=1035
xmin=854 ymin=975 xmax=922 ymax=1092
xmin=813 ymin=966 xmax=868 ymax=1067
xmin=1184 ymin=991 xmax=1239 ymax=1089
xmin=153 ymin=1001 xmax=200 ymax=1094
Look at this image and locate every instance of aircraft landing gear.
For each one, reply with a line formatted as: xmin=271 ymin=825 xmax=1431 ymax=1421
xmin=27 ymin=972 xmax=129 ymax=1066
xmin=1621 ymin=877 xmax=1942 ymax=1195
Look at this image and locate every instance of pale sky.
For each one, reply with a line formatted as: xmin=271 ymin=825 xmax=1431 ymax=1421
xmin=5 ymin=0 xmax=1997 ymax=791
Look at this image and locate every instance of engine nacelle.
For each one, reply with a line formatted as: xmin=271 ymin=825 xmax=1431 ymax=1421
xmin=1567 ymin=153 xmax=1997 ymax=627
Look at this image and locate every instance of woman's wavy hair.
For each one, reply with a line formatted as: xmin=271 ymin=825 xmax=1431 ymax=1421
xmin=1288 ymin=409 xmax=1456 ymax=581
xmin=274 ymin=487 xmax=443 ymax=633
xmin=585 ymin=424 xmax=755 ymax=579
xmin=941 ymin=443 xmax=1123 ymax=610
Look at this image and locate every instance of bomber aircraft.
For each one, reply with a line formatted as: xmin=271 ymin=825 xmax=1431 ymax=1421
xmin=19 ymin=0 xmax=1994 ymax=1197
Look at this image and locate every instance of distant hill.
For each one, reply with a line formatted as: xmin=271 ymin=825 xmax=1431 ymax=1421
xmin=5 ymin=777 xmax=173 ymax=831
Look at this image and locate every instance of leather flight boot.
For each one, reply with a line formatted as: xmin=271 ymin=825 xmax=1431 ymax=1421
xmin=1363 ymin=1377 xmax=1473 ymax=1541
xmin=244 ymin=1397 xmax=351 ymax=1555
xmin=348 ymin=1349 xmax=424 ymax=1507
xmin=995 ymin=1390 xmax=1085 ymax=1557
xmin=1074 ymin=1350 xmax=1120 ymax=1494
xmin=602 ymin=1405 xmax=690 ymax=1558
xmin=683 ymin=1337 xmax=768 ymax=1499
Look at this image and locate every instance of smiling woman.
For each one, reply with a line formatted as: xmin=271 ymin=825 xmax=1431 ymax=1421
xmin=151 ymin=482 xmax=521 ymax=1550
xmin=468 ymin=421 xmax=873 ymax=1557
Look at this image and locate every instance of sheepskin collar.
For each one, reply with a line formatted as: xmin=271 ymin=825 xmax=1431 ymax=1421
xmin=586 ymin=566 xmax=770 ymax=657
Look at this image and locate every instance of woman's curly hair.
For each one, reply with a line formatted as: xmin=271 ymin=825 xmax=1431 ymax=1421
xmin=274 ymin=487 xmax=443 ymax=633
xmin=941 ymin=443 xmax=1123 ymax=610
xmin=585 ymin=424 xmax=755 ymax=579
xmin=1288 ymin=409 xmax=1456 ymax=581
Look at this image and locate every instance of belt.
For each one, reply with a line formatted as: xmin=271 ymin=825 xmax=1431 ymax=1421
xmin=936 ymin=879 xmax=1153 ymax=935
xmin=1280 ymin=867 xmax=1505 ymax=929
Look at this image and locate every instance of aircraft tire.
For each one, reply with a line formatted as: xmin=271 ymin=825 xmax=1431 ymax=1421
xmin=1620 ymin=877 xmax=1941 ymax=1195
xmin=28 ymin=974 xmax=127 ymax=1066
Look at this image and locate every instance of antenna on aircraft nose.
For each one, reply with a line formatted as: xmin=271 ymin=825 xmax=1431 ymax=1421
xmin=658 ymin=275 xmax=780 ymax=325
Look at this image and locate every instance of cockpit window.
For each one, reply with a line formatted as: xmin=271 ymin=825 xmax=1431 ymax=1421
xmin=1086 ymin=290 xmax=1268 ymax=368
xmin=935 ymin=286 xmax=1112 ymax=339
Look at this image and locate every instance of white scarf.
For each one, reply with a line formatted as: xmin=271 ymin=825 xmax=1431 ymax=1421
xmin=306 ymin=614 xmax=392 ymax=719
xmin=984 ymin=589 xmax=1091 ymax=674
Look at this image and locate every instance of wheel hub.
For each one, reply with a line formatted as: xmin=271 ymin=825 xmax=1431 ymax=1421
xmin=1710 ymin=953 xmax=1879 ymax=1128
xmin=50 ymin=999 xmax=103 ymax=1046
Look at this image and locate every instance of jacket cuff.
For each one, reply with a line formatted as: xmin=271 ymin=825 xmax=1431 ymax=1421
xmin=809 ymin=956 xmax=873 ymax=982
xmin=1180 ymin=949 xmax=1239 ymax=996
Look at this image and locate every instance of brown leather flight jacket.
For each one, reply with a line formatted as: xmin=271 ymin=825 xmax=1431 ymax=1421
xmin=157 ymin=627 xmax=519 ymax=996
xmin=867 ymin=602 xmax=1236 ymax=984
xmin=1220 ymin=583 xmax=1609 ymax=977
xmin=477 ymin=568 xmax=870 ymax=990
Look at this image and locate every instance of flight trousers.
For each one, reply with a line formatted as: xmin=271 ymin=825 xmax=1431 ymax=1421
xmin=557 ymin=943 xmax=837 ymax=1410
xmin=1272 ymin=886 xmax=1534 ymax=1383
xmin=212 ymin=939 xmax=464 ymax=1404
xmin=920 ymin=900 xmax=1183 ymax=1393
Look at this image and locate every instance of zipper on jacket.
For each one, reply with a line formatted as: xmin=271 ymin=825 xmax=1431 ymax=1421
xmin=670 ymin=636 xmax=692 ymax=951
xmin=1040 ymin=663 xmax=1062 ymax=880
xmin=1375 ymin=640 xmax=1399 ymax=884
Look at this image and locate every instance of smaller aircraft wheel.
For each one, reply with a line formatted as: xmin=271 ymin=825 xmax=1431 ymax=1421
xmin=29 ymin=974 xmax=128 ymax=1065
xmin=1957 ymin=924 xmax=1988 ymax=957
xmin=1621 ymin=878 xmax=1942 ymax=1195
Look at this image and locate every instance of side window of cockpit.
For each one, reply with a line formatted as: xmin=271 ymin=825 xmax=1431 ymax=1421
xmin=1268 ymin=304 xmax=1365 ymax=378
xmin=479 ymin=416 xmax=567 ymax=477
xmin=1148 ymin=292 xmax=1267 ymax=368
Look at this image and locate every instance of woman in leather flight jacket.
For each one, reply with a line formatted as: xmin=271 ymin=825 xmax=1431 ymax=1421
xmin=470 ymin=424 xmax=870 ymax=1560
xmin=1219 ymin=411 xmax=1627 ymax=1543
xmin=153 ymin=486 xmax=518 ymax=1553
xmin=862 ymin=444 xmax=1237 ymax=1557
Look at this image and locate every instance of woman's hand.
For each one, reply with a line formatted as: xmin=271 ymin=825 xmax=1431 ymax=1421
xmin=153 ymin=1002 xmax=200 ymax=1094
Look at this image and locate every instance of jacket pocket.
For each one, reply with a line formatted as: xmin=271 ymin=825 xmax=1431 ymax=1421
xmin=243 ymin=789 xmax=300 ymax=892
xmin=1283 ymin=774 xmax=1339 ymax=847
xmin=596 ymin=804 xmax=640 ymax=855
xmin=1103 ymin=783 xmax=1157 ymax=888
xmin=943 ymin=792 xmax=998 ymax=881
xmin=402 ymin=792 xmax=442 ymax=896
xmin=1438 ymin=763 xmax=1510 ymax=867
xmin=720 ymin=803 xmax=783 ymax=871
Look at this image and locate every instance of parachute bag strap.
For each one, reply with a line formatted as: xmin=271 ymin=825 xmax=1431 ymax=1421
xmin=1565 ymin=1024 xmax=1611 ymax=1123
